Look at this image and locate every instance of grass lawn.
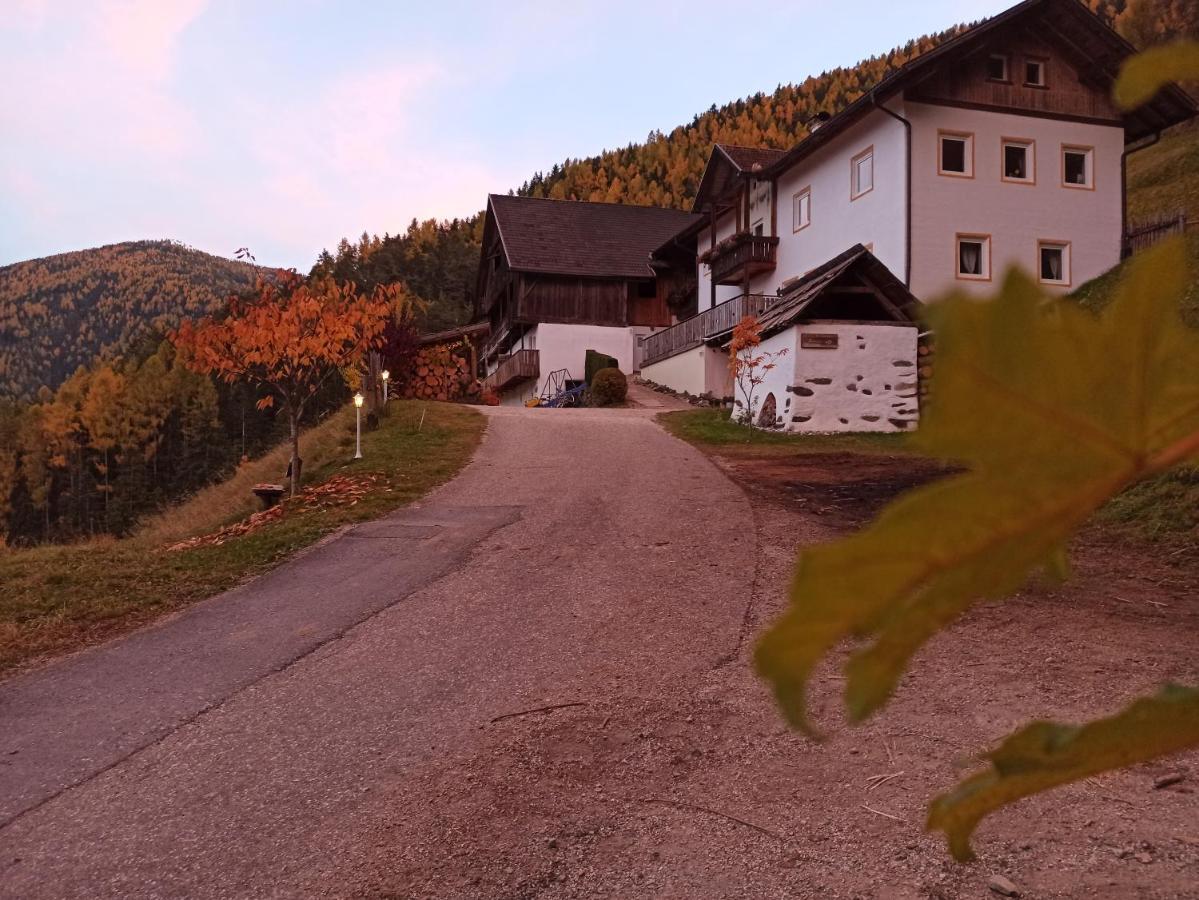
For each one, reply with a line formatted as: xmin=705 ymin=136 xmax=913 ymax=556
xmin=657 ymin=408 xmax=912 ymax=458
xmin=0 ymin=400 xmax=485 ymax=678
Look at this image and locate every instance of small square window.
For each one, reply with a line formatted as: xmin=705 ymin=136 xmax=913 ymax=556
xmin=1062 ymin=146 xmax=1092 ymax=188
xmin=1002 ymin=139 xmax=1034 ymax=182
xmin=1025 ymin=59 xmax=1046 ymax=87
xmin=956 ymin=234 xmax=990 ymax=281
xmin=851 ymin=147 xmax=874 ymax=199
xmin=752 ymin=220 xmax=764 ymax=236
xmin=1038 ymin=241 xmax=1070 ymax=285
xmin=793 ymin=187 xmax=811 ymax=231
xmin=987 ymin=54 xmax=1009 ymax=82
xmin=938 ymin=132 xmax=972 ymax=177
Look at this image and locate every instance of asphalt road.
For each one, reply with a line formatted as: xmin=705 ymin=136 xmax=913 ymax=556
xmin=0 ymin=401 xmax=756 ymax=898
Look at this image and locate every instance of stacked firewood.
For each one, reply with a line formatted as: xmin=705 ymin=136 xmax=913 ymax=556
xmin=396 ymin=342 xmax=480 ymax=402
xmin=917 ymin=339 xmax=934 ymax=401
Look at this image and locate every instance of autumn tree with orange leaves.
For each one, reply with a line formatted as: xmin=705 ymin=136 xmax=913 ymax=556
xmin=728 ymin=315 xmax=788 ymax=427
xmin=173 ymin=271 xmax=394 ymax=496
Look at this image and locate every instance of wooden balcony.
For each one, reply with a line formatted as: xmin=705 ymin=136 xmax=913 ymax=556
xmin=640 ymin=293 xmax=774 ymax=367
xmin=703 ymin=233 xmax=779 ymax=286
xmin=483 ymin=349 xmax=539 ymax=392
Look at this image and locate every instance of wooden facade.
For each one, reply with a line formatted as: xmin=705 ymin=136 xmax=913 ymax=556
xmin=907 ymin=28 xmax=1123 ymax=124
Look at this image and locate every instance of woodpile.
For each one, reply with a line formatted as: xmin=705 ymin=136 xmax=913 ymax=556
xmin=396 ymin=341 xmax=480 ymax=402
xmin=917 ymin=339 xmax=934 ymax=401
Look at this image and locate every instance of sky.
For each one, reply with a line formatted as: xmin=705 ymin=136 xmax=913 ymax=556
xmin=0 ymin=0 xmax=1014 ymax=271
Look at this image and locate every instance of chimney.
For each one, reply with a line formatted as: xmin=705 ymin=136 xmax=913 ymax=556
xmin=807 ymin=111 xmax=831 ymax=132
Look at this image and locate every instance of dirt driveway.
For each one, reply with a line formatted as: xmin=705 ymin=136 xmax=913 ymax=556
xmin=1 ymin=405 xmax=1195 ymax=899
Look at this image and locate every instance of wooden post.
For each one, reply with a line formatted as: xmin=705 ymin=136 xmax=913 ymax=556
xmin=709 ymin=205 xmax=717 ymax=310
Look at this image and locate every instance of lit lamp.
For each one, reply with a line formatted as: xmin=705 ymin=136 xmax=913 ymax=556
xmin=353 ymin=392 xmax=364 ymax=460
xmin=381 ymin=369 xmax=390 ymax=404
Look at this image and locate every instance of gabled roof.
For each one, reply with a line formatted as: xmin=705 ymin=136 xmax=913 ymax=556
xmin=756 ymin=0 xmax=1195 ymax=186
xmin=691 ymin=144 xmax=787 ymax=213
xmin=746 ymin=244 xmax=920 ymax=341
xmin=486 ymin=194 xmax=700 ymax=279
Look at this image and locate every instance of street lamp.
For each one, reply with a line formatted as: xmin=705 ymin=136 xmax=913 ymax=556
xmin=353 ymin=392 xmax=364 ymax=459
xmin=381 ymin=369 xmax=390 ymax=404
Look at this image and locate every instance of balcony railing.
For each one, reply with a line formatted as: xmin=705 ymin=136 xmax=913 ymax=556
xmin=640 ymin=293 xmax=774 ymax=367
xmin=703 ymin=232 xmax=779 ymax=286
xmin=483 ymin=349 xmax=539 ymax=392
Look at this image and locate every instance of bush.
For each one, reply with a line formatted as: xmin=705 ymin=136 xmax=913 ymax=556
xmin=590 ymin=368 xmax=627 ymax=406
xmin=585 ymin=349 xmax=619 ymax=385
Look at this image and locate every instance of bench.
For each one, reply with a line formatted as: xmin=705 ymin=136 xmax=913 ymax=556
xmin=252 ymin=483 xmax=286 ymax=509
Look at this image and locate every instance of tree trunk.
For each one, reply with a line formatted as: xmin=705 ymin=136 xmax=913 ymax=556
xmin=288 ymin=410 xmax=302 ymax=497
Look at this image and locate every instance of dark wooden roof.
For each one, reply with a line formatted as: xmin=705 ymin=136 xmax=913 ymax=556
xmin=716 ymin=144 xmax=787 ymax=172
xmin=417 ymin=321 xmax=490 ymax=346
xmin=759 ymin=0 xmax=1196 ymax=186
xmin=487 ymin=194 xmax=700 ymax=279
xmin=746 ymin=244 xmax=921 ymax=341
xmin=691 ymin=145 xmax=787 ymax=214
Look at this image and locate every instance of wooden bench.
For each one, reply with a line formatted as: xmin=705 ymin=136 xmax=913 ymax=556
xmin=252 ymin=483 xmax=286 ymax=509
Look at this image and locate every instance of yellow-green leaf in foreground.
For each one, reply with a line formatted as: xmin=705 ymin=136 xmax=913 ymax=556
xmin=928 ymin=684 xmax=1199 ymax=860
xmin=756 ymin=237 xmax=1199 ymax=734
xmin=1114 ymin=40 xmax=1199 ymax=109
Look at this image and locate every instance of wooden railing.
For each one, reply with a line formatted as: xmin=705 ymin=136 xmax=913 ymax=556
xmin=483 ymin=349 xmax=539 ymax=392
xmin=1123 ymin=210 xmax=1188 ymax=258
xmin=639 ymin=293 xmax=774 ymax=367
xmin=706 ymin=233 xmax=779 ymax=285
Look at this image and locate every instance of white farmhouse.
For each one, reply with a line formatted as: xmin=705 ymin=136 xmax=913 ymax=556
xmin=640 ymin=0 xmax=1197 ymax=431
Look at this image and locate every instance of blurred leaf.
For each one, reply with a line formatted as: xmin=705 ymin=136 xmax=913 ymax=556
xmin=1114 ymin=41 xmax=1199 ymax=109
xmin=928 ymin=684 xmax=1199 ymax=860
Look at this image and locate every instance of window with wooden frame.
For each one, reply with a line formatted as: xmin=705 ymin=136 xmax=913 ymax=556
xmin=851 ymin=146 xmax=874 ymax=200
xmin=1001 ymin=138 xmax=1035 ymax=183
xmin=1038 ymin=240 xmax=1071 ymax=286
xmin=1024 ymin=57 xmax=1047 ymax=88
xmin=986 ymin=53 xmax=1010 ymax=82
xmin=792 ymin=187 xmax=811 ymax=232
xmin=938 ymin=131 xmax=973 ymax=177
xmin=1061 ymin=145 xmax=1094 ymax=189
xmin=956 ymin=234 xmax=991 ymax=281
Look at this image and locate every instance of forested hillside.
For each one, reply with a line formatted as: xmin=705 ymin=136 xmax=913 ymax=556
xmin=0 ymin=241 xmax=255 ymax=400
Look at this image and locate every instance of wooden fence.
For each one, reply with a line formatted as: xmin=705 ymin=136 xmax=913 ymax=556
xmin=1124 ymin=210 xmax=1189 ymax=257
xmin=640 ymin=293 xmax=774 ymax=367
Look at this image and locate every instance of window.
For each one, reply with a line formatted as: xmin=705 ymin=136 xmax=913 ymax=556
xmin=752 ymin=220 xmax=764 ymax=237
xmin=938 ymin=131 xmax=973 ymax=177
xmin=1062 ymin=145 xmax=1093 ymax=189
xmin=1024 ymin=58 xmax=1047 ymax=87
xmin=1002 ymin=138 xmax=1035 ymax=183
xmin=1038 ymin=241 xmax=1071 ymax=285
xmin=792 ymin=187 xmax=811 ymax=232
xmin=851 ymin=146 xmax=874 ymax=200
xmin=956 ymin=234 xmax=991 ymax=281
xmin=986 ymin=54 xmax=1010 ymax=82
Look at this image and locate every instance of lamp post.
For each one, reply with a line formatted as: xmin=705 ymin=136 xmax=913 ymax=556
xmin=381 ymin=369 xmax=390 ymax=404
xmin=353 ymin=392 xmax=364 ymax=460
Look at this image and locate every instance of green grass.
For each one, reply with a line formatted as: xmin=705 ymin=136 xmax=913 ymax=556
xmin=1126 ymin=123 xmax=1199 ymax=225
xmin=657 ymin=408 xmax=912 ymax=457
xmin=0 ymin=400 xmax=485 ymax=677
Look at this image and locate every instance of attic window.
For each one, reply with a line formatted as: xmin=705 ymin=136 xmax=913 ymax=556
xmin=986 ymin=54 xmax=1009 ymax=82
xmin=1024 ymin=59 xmax=1046 ymax=87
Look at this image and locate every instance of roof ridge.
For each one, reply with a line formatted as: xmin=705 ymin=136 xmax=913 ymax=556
xmin=488 ymin=193 xmax=689 ymax=213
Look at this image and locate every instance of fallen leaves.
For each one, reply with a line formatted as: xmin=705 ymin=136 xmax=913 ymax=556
xmin=167 ymin=474 xmax=385 ymax=551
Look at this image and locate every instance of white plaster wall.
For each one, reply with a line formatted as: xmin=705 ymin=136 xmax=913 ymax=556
xmin=641 ymin=345 xmax=731 ymax=398
xmin=906 ymin=100 xmax=1124 ymax=299
xmin=499 ymin=323 xmax=642 ymax=404
xmin=772 ymin=106 xmax=910 ymax=293
xmin=743 ymin=322 xmax=919 ymax=433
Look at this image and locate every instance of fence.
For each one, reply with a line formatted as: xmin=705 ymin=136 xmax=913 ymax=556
xmin=1124 ymin=210 xmax=1189 ymax=257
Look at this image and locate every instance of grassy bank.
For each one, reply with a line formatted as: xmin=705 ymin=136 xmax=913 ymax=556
xmin=658 ymin=408 xmax=911 ymax=457
xmin=0 ymin=400 xmax=485 ymax=677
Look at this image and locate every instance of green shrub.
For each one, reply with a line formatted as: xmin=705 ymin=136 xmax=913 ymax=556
xmin=590 ymin=368 xmax=627 ymax=406
xmin=585 ymin=349 xmax=619 ymax=385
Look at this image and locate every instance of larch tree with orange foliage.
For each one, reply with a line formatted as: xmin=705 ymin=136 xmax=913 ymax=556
xmin=173 ymin=270 xmax=394 ymax=497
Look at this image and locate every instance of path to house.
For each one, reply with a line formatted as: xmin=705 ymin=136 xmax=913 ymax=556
xmin=0 ymin=393 xmax=765 ymax=898
xmin=3 ymin=388 xmax=1196 ymax=899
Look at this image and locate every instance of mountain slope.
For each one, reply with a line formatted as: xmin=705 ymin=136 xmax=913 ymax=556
xmin=0 ymin=241 xmax=256 ymax=399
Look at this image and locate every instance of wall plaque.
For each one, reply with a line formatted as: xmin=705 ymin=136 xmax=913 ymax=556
xmin=800 ymin=333 xmax=839 ymax=350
